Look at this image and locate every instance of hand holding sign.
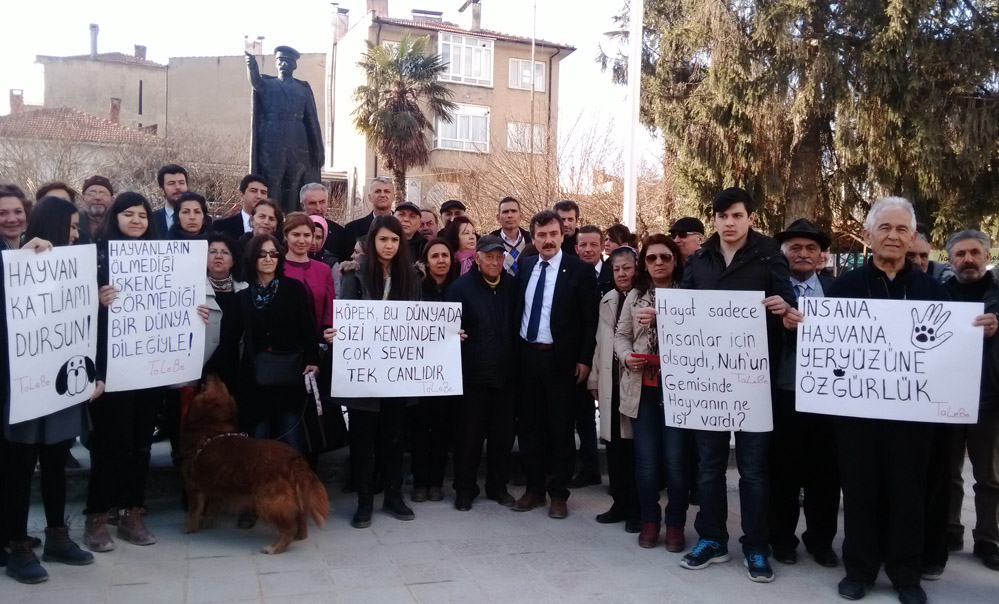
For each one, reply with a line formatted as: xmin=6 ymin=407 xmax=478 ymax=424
xmin=911 ymin=303 xmax=953 ymax=350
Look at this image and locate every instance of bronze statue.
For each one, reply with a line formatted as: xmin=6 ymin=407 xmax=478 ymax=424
xmin=245 ymin=46 xmax=324 ymax=213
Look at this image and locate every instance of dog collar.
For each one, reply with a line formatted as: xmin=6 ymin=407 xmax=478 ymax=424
xmin=194 ymin=432 xmax=248 ymax=459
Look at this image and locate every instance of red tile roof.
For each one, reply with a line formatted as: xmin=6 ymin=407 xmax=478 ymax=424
xmin=373 ymin=17 xmax=576 ymax=52
xmin=0 ymin=107 xmax=158 ymax=145
xmin=36 ymin=52 xmax=166 ymax=69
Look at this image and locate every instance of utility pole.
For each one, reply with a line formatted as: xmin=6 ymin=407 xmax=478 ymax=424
xmin=622 ymin=0 xmax=643 ymax=230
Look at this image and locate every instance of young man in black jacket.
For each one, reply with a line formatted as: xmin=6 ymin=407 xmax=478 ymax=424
xmin=678 ymin=188 xmax=795 ymax=583
xmin=446 ymin=235 xmax=519 ymax=511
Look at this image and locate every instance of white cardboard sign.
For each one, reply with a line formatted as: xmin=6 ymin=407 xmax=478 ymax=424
xmin=3 ymin=245 xmax=99 ymax=423
xmin=105 ymin=239 xmax=207 ymax=391
xmin=795 ymin=297 xmax=983 ymax=423
xmin=331 ymin=300 xmax=463 ymax=398
xmin=656 ymin=289 xmax=774 ymax=432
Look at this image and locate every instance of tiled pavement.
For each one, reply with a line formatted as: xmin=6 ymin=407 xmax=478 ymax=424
xmin=5 ymin=444 xmax=997 ymax=603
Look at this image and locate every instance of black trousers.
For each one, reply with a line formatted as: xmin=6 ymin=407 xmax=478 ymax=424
xmin=836 ymin=417 xmax=933 ymax=589
xmin=574 ymin=383 xmax=599 ymax=476
xmin=409 ymin=398 xmax=455 ymax=489
xmin=348 ymin=400 xmax=406 ymax=493
xmin=605 ymin=379 xmax=639 ymax=518
xmin=452 ymin=384 xmax=516 ymax=498
xmin=2 ymin=439 xmax=72 ymax=540
xmin=86 ymin=388 xmax=162 ymax=513
xmin=768 ymin=389 xmax=840 ymax=551
xmin=518 ymin=344 xmax=576 ymax=500
xmin=923 ymin=424 xmax=956 ymax=567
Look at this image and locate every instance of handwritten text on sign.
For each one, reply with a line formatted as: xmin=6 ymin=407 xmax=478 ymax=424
xmin=331 ymin=300 xmax=463 ymax=398
xmin=795 ymin=297 xmax=983 ymax=423
xmin=3 ymin=245 xmax=99 ymax=424
xmin=105 ymin=240 xmax=207 ymax=391
xmin=656 ymin=289 xmax=773 ymax=432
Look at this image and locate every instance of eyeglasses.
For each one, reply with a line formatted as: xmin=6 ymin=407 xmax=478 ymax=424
xmin=258 ymin=251 xmax=281 ymax=259
xmin=647 ymin=253 xmax=674 ymax=263
xmin=208 ymin=249 xmax=232 ymax=257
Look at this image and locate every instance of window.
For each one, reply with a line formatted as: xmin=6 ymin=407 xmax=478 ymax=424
xmin=435 ymin=104 xmax=490 ymax=153
xmin=439 ymin=33 xmax=493 ymax=87
xmin=508 ymin=59 xmax=545 ymax=92
xmin=507 ymin=122 xmax=545 ymax=154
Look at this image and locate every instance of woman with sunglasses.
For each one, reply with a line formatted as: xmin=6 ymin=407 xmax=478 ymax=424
xmin=615 ymin=234 xmax=691 ymax=552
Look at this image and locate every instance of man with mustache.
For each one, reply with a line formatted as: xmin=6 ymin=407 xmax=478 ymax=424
xmin=512 ymin=210 xmax=598 ymax=519
xmin=769 ymin=219 xmax=840 ymax=568
xmin=78 ymin=175 xmax=113 ymax=244
xmin=941 ymin=230 xmax=999 ymax=573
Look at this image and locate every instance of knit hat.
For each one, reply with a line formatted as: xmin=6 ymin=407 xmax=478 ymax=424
xmin=82 ymin=175 xmax=113 ymax=196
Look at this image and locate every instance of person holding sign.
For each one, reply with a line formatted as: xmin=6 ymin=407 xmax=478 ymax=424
xmin=84 ymin=192 xmax=162 ymax=553
xmin=768 ymin=219 xmax=841 ymax=568
xmin=336 ymin=215 xmax=421 ymax=528
xmin=677 ymin=188 xmax=794 ymax=583
xmin=511 ymin=210 xmax=598 ymax=520
xmin=1 ymin=197 xmax=98 ymax=583
xmin=588 ymin=245 xmax=641 ymax=533
xmin=942 ymin=230 xmax=999 ymax=572
xmin=615 ymin=236 xmax=690 ymax=549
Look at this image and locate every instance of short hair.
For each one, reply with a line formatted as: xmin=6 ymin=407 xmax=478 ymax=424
xmin=282 ymin=212 xmax=314 ymax=236
xmin=607 ymin=245 xmax=638 ymax=265
xmin=206 ymin=231 xmax=243 ymax=279
xmin=712 ymin=187 xmax=754 ymax=215
xmin=157 ymin=164 xmax=188 ymax=189
xmin=239 ymin=173 xmax=268 ymax=193
xmin=299 ymin=182 xmax=328 ymax=206
xmin=553 ymin=199 xmax=579 ymax=218
xmin=35 ymin=181 xmax=77 ymax=203
xmin=945 ymin=230 xmax=991 ymax=257
xmin=370 ymin=176 xmax=394 ymax=188
xmin=497 ymin=196 xmax=521 ymax=212
xmin=24 ymin=196 xmax=78 ymax=247
xmin=252 ymin=198 xmax=284 ymax=234
xmin=175 ymin=192 xmax=207 ymax=215
xmin=864 ymin=196 xmax=916 ymax=233
xmin=420 ymin=208 xmax=438 ymax=223
xmin=0 ymin=184 xmax=29 ymax=214
xmin=530 ymin=210 xmax=564 ymax=235
xmin=578 ymin=224 xmax=603 ymax=238
xmin=243 ymin=234 xmax=285 ymax=281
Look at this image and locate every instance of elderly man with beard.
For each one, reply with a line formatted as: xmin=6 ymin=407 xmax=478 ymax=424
xmin=78 ymin=176 xmax=113 ymax=244
xmin=941 ymin=230 xmax=999 ymax=572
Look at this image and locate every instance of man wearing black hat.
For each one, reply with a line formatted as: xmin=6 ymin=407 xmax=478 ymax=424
xmin=678 ymin=187 xmax=795 ymax=583
xmin=768 ymin=218 xmax=840 ymax=568
xmin=669 ymin=217 xmax=706 ymax=259
xmin=439 ymin=199 xmax=466 ymax=235
xmin=78 ymin=175 xmax=114 ymax=244
xmin=245 ymin=45 xmax=324 ymax=214
xmin=446 ymin=235 xmax=519 ymax=511
xmin=394 ymin=201 xmax=427 ymax=261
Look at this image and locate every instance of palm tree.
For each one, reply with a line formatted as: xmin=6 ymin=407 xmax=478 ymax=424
xmin=353 ymin=34 xmax=457 ymax=203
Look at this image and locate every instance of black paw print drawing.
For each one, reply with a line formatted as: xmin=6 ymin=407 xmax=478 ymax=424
xmin=910 ymin=304 xmax=953 ymax=350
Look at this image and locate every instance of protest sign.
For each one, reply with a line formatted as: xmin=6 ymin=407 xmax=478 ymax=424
xmin=656 ymin=289 xmax=773 ymax=432
xmin=331 ymin=300 xmax=463 ymax=398
xmin=105 ymin=239 xmax=207 ymax=392
xmin=796 ymin=297 xmax=983 ymax=423
xmin=3 ymin=245 xmax=99 ymax=424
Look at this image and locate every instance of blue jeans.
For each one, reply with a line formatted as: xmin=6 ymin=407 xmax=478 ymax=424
xmin=692 ymin=429 xmax=771 ymax=554
xmin=252 ymin=411 xmax=304 ymax=453
xmin=633 ymin=386 xmax=691 ymax=525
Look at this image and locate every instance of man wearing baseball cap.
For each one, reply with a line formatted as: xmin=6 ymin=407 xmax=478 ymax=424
xmin=439 ymin=199 xmax=466 ymax=234
xmin=395 ymin=201 xmax=427 ymax=261
xmin=669 ymin=217 xmax=706 ymax=259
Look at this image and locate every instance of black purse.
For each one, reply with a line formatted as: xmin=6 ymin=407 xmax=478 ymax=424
xmin=253 ymin=350 xmax=304 ymax=386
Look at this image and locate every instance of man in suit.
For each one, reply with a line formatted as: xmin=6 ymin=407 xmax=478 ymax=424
xmin=212 ymin=174 xmax=269 ymax=240
xmin=151 ymin=164 xmax=188 ymax=238
xmin=300 ymin=182 xmax=347 ymax=261
xmin=489 ymin=196 xmax=532 ymax=276
xmin=512 ymin=210 xmax=599 ymax=519
xmin=342 ymin=177 xmax=394 ymax=260
xmin=568 ymin=224 xmax=609 ymax=488
xmin=768 ymin=218 xmax=840 ymax=568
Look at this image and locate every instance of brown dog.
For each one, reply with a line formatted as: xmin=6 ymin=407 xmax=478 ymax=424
xmin=180 ymin=376 xmax=328 ymax=554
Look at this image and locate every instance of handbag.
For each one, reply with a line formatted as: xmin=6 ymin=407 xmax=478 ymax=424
xmin=253 ymin=350 xmax=304 ymax=386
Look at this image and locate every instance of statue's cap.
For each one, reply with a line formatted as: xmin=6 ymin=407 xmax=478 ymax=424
xmin=274 ymin=46 xmax=301 ymax=60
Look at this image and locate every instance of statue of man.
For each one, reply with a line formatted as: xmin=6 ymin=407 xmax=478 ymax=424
xmin=245 ymin=46 xmax=324 ymax=214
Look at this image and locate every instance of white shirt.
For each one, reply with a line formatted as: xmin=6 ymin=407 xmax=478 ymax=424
xmin=594 ymin=259 xmax=603 ymax=278
xmin=241 ymin=210 xmax=253 ymax=233
xmin=520 ymin=249 xmax=563 ymax=344
xmin=164 ymin=204 xmax=175 ymax=230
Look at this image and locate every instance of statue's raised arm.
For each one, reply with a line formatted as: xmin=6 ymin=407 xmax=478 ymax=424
xmin=245 ymin=51 xmax=264 ymax=92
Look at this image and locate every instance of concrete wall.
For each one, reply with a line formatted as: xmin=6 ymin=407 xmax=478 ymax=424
xmin=166 ymin=53 xmax=326 ymax=143
xmin=40 ymin=58 xmax=167 ymax=135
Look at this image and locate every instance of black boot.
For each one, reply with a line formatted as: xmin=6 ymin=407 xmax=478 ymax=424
xmin=351 ymin=488 xmax=374 ymax=529
xmin=383 ymin=482 xmax=415 ymax=521
xmin=42 ymin=526 xmax=94 ymax=566
xmin=6 ymin=540 xmax=48 ymax=584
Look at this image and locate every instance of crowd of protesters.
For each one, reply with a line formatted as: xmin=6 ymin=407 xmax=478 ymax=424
xmin=1 ymin=168 xmax=998 ymax=604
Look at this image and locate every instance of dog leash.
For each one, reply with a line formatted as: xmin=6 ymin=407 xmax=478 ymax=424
xmin=304 ymin=371 xmax=323 ymax=417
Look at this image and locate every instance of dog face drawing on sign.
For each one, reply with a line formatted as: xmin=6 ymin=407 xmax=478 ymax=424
xmin=55 ymin=356 xmax=97 ymax=397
